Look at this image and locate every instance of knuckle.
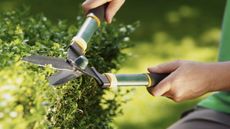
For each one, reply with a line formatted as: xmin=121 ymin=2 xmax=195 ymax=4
xmin=173 ymin=97 xmax=181 ymax=102
xmin=171 ymin=90 xmax=182 ymax=102
xmin=173 ymin=93 xmax=182 ymax=102
xmin=81 ymin=1 xmax=92 ymax=10
xmin=81 ymin=4 xmax=87 ymax=10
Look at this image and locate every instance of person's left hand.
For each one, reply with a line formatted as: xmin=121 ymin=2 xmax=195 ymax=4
xmin=147 ymin=60 xmax=216 ymax=102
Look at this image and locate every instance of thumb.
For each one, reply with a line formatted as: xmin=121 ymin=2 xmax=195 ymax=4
xmin=148 ymin=60 xmax=181 ymax=73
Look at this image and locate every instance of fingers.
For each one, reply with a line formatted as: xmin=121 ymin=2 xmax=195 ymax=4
xmin=82 ymin=0 xmax=125 ymax=23
xmin=106 ymin=0 xmax=125 ymax=23
xmin=162 ymin=92 xmax=174 ymax=99
xmin=147 ymin=74 xmax=174 ymax=96
xmin=148 ymin=60 xmax=182 ymax=73
xmin=147 ymin=61 xmax=180 ymax=97
xmin=82 ymin=0 xmax=109 ymax=12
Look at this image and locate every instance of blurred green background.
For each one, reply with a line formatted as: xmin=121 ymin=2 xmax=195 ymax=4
xmin=0 ymin=0 xmax=226 ymax=129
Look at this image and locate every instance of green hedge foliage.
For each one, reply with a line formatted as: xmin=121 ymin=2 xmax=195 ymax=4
xmin=0 ymin=9 xmax=137 ymax=129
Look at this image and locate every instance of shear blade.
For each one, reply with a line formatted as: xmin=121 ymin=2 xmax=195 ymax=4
xmin=23 ymin=55 xmax=73 ymax=71
xmin=67 ymin=43 xmax=83 ymax=61
xmin=48 ymin=70 xmax=83 ymax=86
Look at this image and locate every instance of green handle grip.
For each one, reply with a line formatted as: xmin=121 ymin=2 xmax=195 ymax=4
xmin=147 ymin=73 xmax=169 ymax=87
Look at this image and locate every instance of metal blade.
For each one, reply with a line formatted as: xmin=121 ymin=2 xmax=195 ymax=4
xmin=23 ymin=55 xmax=73 ymax=71
xmin=67 ymin=43 xmax=83 ymax=61
xmin=48 ymin=70 xmax=83 ymax=86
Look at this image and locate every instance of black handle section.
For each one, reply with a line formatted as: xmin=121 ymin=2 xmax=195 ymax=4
xmin=89 ymin=4 xmax=107 ymax=22
xmin=148 ymin=73 xmax=170 ymax=87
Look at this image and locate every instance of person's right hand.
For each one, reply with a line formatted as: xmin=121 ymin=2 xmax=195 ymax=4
xmin=82 ymin=0 xmax=125 ymax=23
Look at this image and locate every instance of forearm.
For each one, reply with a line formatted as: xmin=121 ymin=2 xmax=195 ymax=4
xmin=211 ymin=61 xmax=230 ymax=91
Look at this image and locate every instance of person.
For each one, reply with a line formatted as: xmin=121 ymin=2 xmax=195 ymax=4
xmin=82 ymin=0 xmax=230 ymax=128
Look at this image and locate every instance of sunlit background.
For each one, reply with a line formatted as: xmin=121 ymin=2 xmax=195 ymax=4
xmin=0 ymin=0 xmax=226 ymax=129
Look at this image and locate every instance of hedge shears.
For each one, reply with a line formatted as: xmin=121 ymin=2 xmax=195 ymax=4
xmin=23 ymin=4 xmax=169 ymax=88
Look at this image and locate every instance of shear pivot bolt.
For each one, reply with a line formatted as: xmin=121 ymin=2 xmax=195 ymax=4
xmin=74 ymin=55 xmax=89 ymax=70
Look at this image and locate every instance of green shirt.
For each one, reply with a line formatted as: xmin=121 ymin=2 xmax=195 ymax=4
xmin=198 ymin=1 xmax=230 ymax=114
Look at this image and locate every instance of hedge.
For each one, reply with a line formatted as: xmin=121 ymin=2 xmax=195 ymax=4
xmin=0 ymin=8 xmax=137 ymax=129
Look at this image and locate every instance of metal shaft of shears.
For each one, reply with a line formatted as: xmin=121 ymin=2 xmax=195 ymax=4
xmin=71 ymin=4 xmax=106 ymax=54
xmin=102 ymin=73 xmax=169 ymax=88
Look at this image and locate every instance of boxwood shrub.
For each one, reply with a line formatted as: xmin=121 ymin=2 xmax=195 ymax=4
xmin=0 ymin=8 xmax=137 ymax=129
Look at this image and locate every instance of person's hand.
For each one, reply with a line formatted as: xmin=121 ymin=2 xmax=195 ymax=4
xmin=147 ymin=60 xmax=217 ymax=102
xmin=82 ymin=0 xmax=125 ymax=23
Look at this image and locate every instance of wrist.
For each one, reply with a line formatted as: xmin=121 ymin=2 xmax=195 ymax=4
xmin=209 ymin=62 xmax=230 ymax=91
